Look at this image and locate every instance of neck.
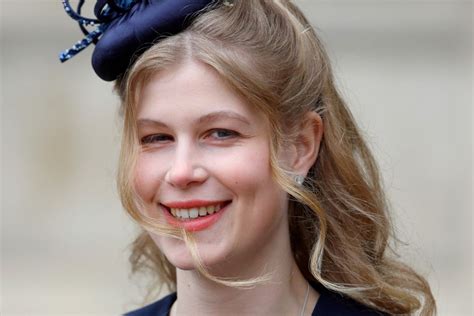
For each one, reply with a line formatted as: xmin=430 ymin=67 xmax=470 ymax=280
xmin=171 ymin=227 xmax=318 ymax=315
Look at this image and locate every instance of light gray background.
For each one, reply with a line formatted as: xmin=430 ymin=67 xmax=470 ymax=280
xmin=1 ymin=0 xmax=472 ymax=315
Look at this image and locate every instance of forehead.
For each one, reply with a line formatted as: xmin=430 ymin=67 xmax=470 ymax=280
xmin=137 ymin=59 xmax=265 ymax=124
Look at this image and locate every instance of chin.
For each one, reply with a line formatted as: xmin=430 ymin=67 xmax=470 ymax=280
xmin=167 ymin=254 xmax=197 ymax=271
xmin=167 ymin=249 xmax=233 ymax=273
xmin=150 ymin=231 xmax=231 ymax=272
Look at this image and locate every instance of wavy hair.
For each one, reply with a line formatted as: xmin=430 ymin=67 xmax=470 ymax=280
xmin=115 ymin=0 xmax=436 ymax=314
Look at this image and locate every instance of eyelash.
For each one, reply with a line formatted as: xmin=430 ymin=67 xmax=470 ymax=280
xmin=140 ymin=129 xmax=240 ymax=145
xmin=140 ymin=134 xmax=173 ymax=144
xmin=208 ymin=129 xmax=239 ymax=140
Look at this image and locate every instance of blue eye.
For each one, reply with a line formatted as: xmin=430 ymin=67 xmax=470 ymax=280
xmin=209 ymin=129 xmax=239 ymax=139
xmin=140 ymin=134 xmax=173 ymax=144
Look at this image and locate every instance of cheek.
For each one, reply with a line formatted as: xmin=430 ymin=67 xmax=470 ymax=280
xmin=134 ymin=154 xmax=163 ymax=203
xmin=235 ymin=146 xmax=273 ymax=188
xmin=228 ymin=143 xmax=287 ymax=213
xmin=209 ymin=142 xmax=281 ymax=218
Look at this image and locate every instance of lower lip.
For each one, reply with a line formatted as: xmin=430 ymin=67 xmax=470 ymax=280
xmin=161 ymin=203 xmax=229 ymax=232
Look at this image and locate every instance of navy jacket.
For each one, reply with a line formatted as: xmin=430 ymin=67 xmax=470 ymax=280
xmin=125 ymin=285 xmax=387 ymax=316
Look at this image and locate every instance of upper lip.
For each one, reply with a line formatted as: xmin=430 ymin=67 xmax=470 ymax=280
xmin=161 ymin=200 xmax=230 ymax=209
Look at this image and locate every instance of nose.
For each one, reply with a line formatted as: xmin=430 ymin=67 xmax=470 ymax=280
xmin=164 ymin=143 xmax=208 ymax=189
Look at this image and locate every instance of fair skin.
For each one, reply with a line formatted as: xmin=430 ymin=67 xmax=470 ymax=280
xmin=134 ymin=59 xmax=323 ymax=315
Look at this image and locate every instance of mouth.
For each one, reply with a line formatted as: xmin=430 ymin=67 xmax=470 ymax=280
xmin=160 ymin=200 xmax=232 ymax=231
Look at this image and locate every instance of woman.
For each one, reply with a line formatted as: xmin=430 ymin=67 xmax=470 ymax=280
xmin=60 ymin=0 xmax=436 ymax=315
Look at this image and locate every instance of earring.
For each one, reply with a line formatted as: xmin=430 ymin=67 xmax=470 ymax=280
xmin=294 ymin=175 xmax=305 ymax=185
xmin=223 ymin=0 xmax=234 ymax=7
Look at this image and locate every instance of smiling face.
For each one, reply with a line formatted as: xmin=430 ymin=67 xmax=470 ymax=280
xmin=134 ymin=59 xmax=291 ymax=273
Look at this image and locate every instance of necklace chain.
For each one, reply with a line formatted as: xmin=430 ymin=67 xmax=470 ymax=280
xmin=172 ymin=282 xmax=310 ymax=316
xmin=300 ymin=282 xmax=310 ymax=316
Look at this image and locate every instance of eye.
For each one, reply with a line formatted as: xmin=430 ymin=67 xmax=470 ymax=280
xmin=207 ymin=129 xmax=239 ymax=140
xmin=140 ymin=134 xmax=173 ymax=144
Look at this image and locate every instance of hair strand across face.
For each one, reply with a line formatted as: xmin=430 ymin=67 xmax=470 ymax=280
xmin=116 ymin=1 xmax=436 ymax=314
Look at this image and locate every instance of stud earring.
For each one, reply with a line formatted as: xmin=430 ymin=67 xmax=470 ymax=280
xmin=294 ymin=175 xmax=305 ymax=185
xmin=223 ymin=0 xmax=234 ymax=7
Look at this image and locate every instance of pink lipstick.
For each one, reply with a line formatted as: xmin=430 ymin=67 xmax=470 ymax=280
xmin=160 ymin=200 xmax=230 ymax=232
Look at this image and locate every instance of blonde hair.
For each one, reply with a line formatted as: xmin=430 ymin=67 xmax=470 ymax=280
xmin=115 ymin=0 xmax=436 ymax=314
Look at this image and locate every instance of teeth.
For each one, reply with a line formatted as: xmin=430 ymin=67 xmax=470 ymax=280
xmin=207 ymin=205 xmax=215 ymax=214
xmin=169 ymin=204 xmax=223 ymax=219
xmin=189 ymin=208 xmax=199 ymax=219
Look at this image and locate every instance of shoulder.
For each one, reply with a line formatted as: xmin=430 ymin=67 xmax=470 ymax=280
xmin=124 ymin=293 xmax=176 ymax=316
xmin=313 ymin=287 xmax=388 ymax=316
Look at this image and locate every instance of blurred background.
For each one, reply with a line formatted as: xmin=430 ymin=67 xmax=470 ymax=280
xmin=1 ymin=0 xmax=472 ymax=315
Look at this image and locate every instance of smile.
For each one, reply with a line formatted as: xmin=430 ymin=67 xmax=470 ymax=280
xmin=169 ymin=204 xmax=223 ymax=219
xmin=160 ymin=200 xmax=231 ymax=231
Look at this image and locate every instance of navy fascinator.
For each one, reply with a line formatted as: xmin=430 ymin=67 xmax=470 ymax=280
xmin=59 ymin=0 xmax=218 ymax=81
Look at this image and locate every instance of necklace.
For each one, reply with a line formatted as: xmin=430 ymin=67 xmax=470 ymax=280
xmin=172 ymin=282 xmax=310 ymax=316
xmin=300 ymin=282 xmax=310 ymax=316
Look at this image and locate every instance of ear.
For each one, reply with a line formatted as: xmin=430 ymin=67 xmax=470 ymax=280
xmin=288 ymin=111 xmax=323 ymax=175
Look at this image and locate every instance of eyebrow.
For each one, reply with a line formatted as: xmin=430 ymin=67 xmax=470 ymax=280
xmin=136 ymin=118 xmax=168 ymax=128
xmin=137 ymin=110 xmax=251 ymax=127
xmin=197 ymin=111 xmax=251 ymax=126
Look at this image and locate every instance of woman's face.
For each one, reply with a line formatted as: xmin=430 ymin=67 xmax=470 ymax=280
xmin=134 ymin=59 xmax=290 ymax=272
